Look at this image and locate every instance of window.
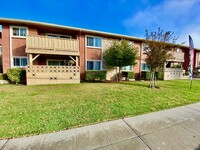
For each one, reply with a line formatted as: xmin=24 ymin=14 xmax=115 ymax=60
xmin=141 ymin=63 xmax=150 ymax=71
xmin=87 ymin=61 xmax=101 ymax=70
xmin=13 ymin=57 xmax=27 ymax=67
xmin=12 ymin=27 xmax=27 ymax=37
xmin=142 ymin=43 xmax=149 ymax=53
xmin=87 ymin=36 xmax=102 ymax=48
xmin=48 ymin=60 xmax=65 ymax=66
xmin=122 ymin=65 xmax=132 ymax=71
xmin=128 ymin=41 xmax=134 ymax=47
xmin=47 ymin=34 xmax=71 ymax=39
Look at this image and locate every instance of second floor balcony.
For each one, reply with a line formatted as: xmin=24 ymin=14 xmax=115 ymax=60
xmin=167 ymin=52 xmax=184 ymax=62
xmin=26 ymin=35 xmax=79 ymax=56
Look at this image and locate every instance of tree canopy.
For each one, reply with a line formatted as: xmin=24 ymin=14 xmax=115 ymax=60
xmin=143 ymin=28 xmax=178 ymax=88
xmin=103 ymin=40 xmax=138 ymax=81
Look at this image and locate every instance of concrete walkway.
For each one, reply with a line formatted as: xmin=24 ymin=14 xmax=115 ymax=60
xmin=1 ymin=103 xmax=200 ymax=150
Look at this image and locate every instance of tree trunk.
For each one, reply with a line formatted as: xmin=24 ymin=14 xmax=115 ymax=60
xmin=153 ymin=72 xmax=155 ymax=88
xmin=118 ymin=67 xmax=121 ymax=82
xmin=150 ymin=71 xmax=155 ymax=88
xmin=154 ymin=72 xmax=155 ymax=87
xmin=116 ymin=67 xmax=118 ymax=81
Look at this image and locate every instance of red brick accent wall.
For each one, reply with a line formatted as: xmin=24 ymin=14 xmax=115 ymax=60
xmin=133 ymin=42 xmax=142 ymax=79
xmin=87 ymin=47 xmax=101 ymax=60
xmin=37 ymin=57 xmax=46 ymax=65
xmin=133 ymin=60 xmax=141 ymax=79
xmin=33 ymin=59 xmax=39 ymax=65
xmin=12 ymin=27 xmax=38 ymax=57
xmin=0 ymin=32 xmax=2 ymax=44
xmin=28 ymin=27 xmax=38 ymax=35
xmin=2 ymin=25 xmax=10 ymax=73
xmin=182 ymin=48 xmax=200 ymax=71
xmin=12 ymin=38 xmax=26 ymax=56
xmin=182 ymin=48 xmax=189 ymax=71
xmin=79 ymin=34 xmax=85 ymax=80
xmin=194 ymin=51 xmax=197 ymax=68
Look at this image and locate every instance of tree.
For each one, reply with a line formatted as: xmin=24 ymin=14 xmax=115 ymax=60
xmin=103 ymin=40 xmax=138 ymax=81
xmin=143 ymin=28 xmax=178 ymax=88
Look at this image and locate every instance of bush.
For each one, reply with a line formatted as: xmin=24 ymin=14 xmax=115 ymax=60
xmin=142 ymin=71 xmax=163 ymax=80
xmin=172 ymin=64 xmax=181 ymax=68
xmin=7 ymin=68 xmax=26 ymax=84
xmin=145 ymin=72 xmax=151 ymax=80
xmin=156 ymin=72 xmax=164 ymax=80
xmin=85 ymin=71 xmax=106 ymax=81
xmin=0 ymin=73 xmax=8 ymax=80
xmin=128 ymin=72 xmax=134 ymax=79
xmin=184 ymin=71 xmax=189 ymax=76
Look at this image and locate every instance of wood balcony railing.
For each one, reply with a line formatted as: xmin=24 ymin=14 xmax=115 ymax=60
xmin=26 ymin=35 xmax=79 ymax=56
xmin=167 ymin=52 xmax=184 ymax=62
xmin=26 ymin=65 xmax=80 ymax=85
xmin=164 ymin=68 xmax=183 ymax=80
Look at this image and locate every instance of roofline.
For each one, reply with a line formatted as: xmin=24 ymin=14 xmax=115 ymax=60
xmin=0 ymin=17 xmax=144 ymax=41
xmin=0 ymin=17 xmax=199 ymax=51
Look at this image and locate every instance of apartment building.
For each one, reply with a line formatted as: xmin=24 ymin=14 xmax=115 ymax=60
xmin=0 ymin=18 xmax=199 ymax=85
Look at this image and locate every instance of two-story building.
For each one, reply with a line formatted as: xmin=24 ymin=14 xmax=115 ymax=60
xmin=0 ymin=18 xmax=199 ymax=85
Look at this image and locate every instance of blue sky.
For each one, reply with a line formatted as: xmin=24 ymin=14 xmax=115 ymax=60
xmin=0 ymin=0 xmax=200 ymax=48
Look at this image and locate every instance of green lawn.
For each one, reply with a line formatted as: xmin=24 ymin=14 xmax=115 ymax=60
xmin=0 ymin=80 xmax=200 ymax=139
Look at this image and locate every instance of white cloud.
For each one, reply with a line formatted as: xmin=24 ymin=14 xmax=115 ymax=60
xmin=124 ymin=0 xmax=200 ymax=48
xmin=178 ymin=24 xmax=200 ymax=48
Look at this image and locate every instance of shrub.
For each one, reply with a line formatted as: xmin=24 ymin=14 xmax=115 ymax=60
xmin=156 ymin=72 xmax=164 ymax=80
xmin=85 ymin=71 xmax=106 ymax=81
xmin=145 ymin=72 xmax=151 ymax=80
xmin=172 ymin=64 xmax=181 ymax=68
xmin=0 ymin=73 xmax=8 ymax=80
xmin=184 ymin=71 xmax=189 ymax=76
xmin=127 ymin=72 xmax=134 ymax=79
xmin=7 ymin=68 xmax=26 ymax=84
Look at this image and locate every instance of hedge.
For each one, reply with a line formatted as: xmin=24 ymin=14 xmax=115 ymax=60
xmin=145 ymin=72 xmax=151 ymax=80
xmin=156 ymin=72 xmax=164 ymax=80
xmin=85 ymin=71 xmax=107 ymax=81
xmin=7 ymin=68 xmax=26 ymax=84
xmin=143 ymin=71 xmax=163 ymax=80
xmin=127 ymin=72 xmax=135 ymax=79
xmin=0 ymin=73 xmax=8 ymax=80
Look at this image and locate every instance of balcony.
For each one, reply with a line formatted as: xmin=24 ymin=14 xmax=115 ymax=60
xmin=26 ymin=35 xmax=79 ymax=56
xmin=26 ymin=65 xmax=80 ymax=85
xmin=167 ymin=52 xmax=184 ymax=62
xmin=164 ymin=68 xmax=183 ymax=80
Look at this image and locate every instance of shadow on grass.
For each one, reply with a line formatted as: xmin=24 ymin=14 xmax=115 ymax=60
xmin=120 ymin=81 xmax=150 ymax=88
xmin=120 ymin=81 xmax=161 ymax=89
xmin=83 ymin=81 xmax=162 ymax=89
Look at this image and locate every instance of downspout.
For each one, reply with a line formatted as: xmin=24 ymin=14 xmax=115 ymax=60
xmin=9 ymin=26 xmax=12 ymax=69
xmin=79 ymin=29 xmax=86 ymax=81
xmin=139 ymin=42 xmax=142 ymax=80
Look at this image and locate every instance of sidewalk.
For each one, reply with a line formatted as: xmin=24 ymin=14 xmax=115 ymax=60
xmin=1 ymin=102 xmax=200 ymax=150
